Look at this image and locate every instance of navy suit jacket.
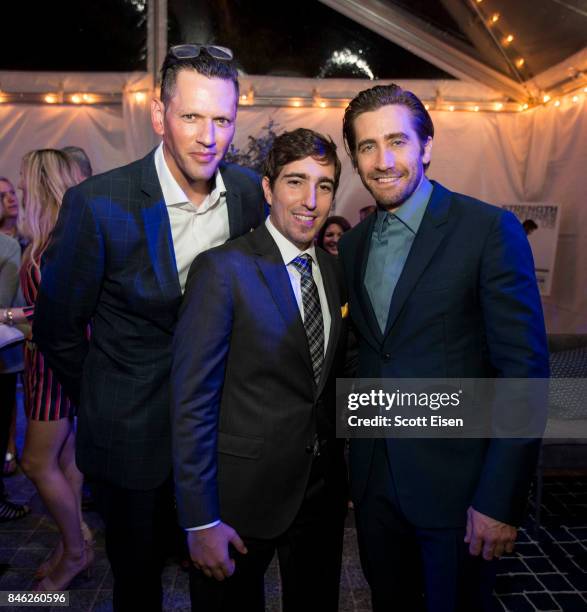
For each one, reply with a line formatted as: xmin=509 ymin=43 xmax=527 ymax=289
xmin=171 ymin=225 xmax=348 ymax=538
xmin=339 ymin=181 xmax=549 ymax=528
xmin=33 ymin=149 xmax=266 ymax=490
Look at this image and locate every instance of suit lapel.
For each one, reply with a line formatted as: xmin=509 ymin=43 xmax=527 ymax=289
xmin=225 ymin=188 xmax=243 ymax=239
xmin=222 ymin=164 xmax=259 ymax=239
xmin=383 ymin=182 xmax=452 ymax=338
xmin=139 ymin=152 xmax=182 ymax=302
xmin=250 ymin=226 xmax=314 ymax=380
xmin=353 ymin=214 xmax=384 ymax=348
xmin=315 ymin=249 xmax=341 ymax=394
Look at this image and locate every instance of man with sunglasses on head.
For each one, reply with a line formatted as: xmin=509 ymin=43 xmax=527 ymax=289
xmin=33 ymin=44 xmax=265 ymax=611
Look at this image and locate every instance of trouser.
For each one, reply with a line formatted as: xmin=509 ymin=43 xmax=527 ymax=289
xmin=189 ymin=458 xmax=346 ymax=612
xmin=92 ymin=476 xmax=176 ymax=612
xmin=355 ymin=440 xmax=498 ymax=612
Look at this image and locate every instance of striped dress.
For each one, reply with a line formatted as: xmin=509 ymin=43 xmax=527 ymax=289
xmin=21 ymin=256 xmax=74 ymax=421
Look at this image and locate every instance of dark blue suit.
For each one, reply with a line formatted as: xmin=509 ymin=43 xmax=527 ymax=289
xmin=172 ymin=225 xmax=349 ymax=611
xmin=33 ymin=149 xmax=266 ymax=611
xmin=339 ymin=181 xmax=548 ymax=611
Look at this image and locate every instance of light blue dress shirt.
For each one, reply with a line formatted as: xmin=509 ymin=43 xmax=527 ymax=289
xmin=364 ymin=177 xmax=433 ymax=333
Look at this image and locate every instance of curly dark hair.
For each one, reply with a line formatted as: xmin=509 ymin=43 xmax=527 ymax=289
xmin=263 ymin=128 xmax=341 ymax=192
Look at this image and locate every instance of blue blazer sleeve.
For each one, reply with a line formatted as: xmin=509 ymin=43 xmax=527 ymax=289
xmin=472 ymin=210 xmax=549 ymax=525
xmin=33 ymin=185 xmax=105 ymax=405
xmin=170 ymin=250 xmax=234 ymax=529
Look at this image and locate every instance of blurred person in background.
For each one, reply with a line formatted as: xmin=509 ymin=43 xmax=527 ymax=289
xmin=0 ymin=150 xmax=92 ymax=591
xmin=62 ymin=146 xmax=93 ymax=181
xmin=358 ymin=204 xmax=376 ymax=221
xmin=0 ymin=177 xmax=27 ymax=479
xmin=0 ymin=177 xmax=25 ymax=247
xmin=316 ymin=215 xmax=351 ymax=257
xmin=0 ymin=232 xmax=29 ymax=522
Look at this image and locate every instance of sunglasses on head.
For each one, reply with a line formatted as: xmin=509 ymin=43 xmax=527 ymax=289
xmin=170 ymin=44 xmax=233 ymax=61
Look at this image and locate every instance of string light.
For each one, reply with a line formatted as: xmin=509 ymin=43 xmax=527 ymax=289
xmin=6 ymin=85 xmax=584 ymax=113
xmin=239 ymin=86 xmax=255 ymax=106
xmin=475 ymin=3 xmax=523 ymax=79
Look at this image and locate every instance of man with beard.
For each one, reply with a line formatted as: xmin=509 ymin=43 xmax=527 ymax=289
xmin=33 ymin=45 xmax=265 ymax=611
xmin=338 ymin=84 xmax=548 ymax=611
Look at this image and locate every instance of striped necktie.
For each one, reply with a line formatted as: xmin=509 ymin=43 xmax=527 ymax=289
xmin=291 ymin=254 xmax=324 ymax=384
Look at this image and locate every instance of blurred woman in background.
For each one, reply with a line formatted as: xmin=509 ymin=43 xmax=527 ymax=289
xmin=0 ymin=177 xmax=27 ymax=250
xmin=316 ymin=215 xmax=351 ymax=257
xmin=0 ymin=177 xmax=27 ymax=479
xmin=0 ymin=150 xmax=92 ymax=591
xmin=0 ymin=231 xmax=28 ymax=521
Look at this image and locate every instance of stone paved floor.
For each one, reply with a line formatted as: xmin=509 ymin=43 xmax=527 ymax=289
xmin=2 ymin=470 xmax=586 ymax=611
xmin=1 ymin=399 xmax=586 ymax=611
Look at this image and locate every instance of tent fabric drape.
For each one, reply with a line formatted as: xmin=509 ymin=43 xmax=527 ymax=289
xmin=0 ymin=103 xmax=127 ymax=184
xmin=122 ymin=74 xmax=160 ymax=161
xmin=0 ymin=74 xmax=584 ymax=333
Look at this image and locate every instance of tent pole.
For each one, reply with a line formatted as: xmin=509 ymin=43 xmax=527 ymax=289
xmin=148 ymin=0 xmax=168 ymax=89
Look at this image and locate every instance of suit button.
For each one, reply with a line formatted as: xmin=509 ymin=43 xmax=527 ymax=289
xmin=383 ymin=352 xmax=391 ymax=362
xmin=305 ymin=445 xmax=313 ymax=454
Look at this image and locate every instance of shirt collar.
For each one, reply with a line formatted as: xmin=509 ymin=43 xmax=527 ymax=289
xmin=154 ymin=142 xmax=226 ymax=209
xmin=265 ymin=217 xmax=318 ymax=266
xmin=375 ymin=175 xmax=433 ymax=235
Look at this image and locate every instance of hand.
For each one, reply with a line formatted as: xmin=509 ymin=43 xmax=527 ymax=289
xmin=187 ymin=522 xmax=248 ymax=581
xmin=464 ymin=506 xmax=517 ymax=560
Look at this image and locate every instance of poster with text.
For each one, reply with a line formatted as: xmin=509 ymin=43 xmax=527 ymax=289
xmin=500 ymin=203 xmax=560 ymax=296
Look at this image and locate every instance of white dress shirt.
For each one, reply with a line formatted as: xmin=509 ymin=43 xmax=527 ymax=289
xmin=154 ymin=143 xmax=230 ymax=293
xmin=265 ymin=217 xmax=331 ymax=352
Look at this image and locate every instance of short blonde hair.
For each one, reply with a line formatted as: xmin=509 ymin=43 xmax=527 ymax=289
xmin=18 ymin=149 xmax=83 ymax=266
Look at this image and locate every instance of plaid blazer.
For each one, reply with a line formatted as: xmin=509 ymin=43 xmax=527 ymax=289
xmin=33 ymin=149 xmax=266 ymax=489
